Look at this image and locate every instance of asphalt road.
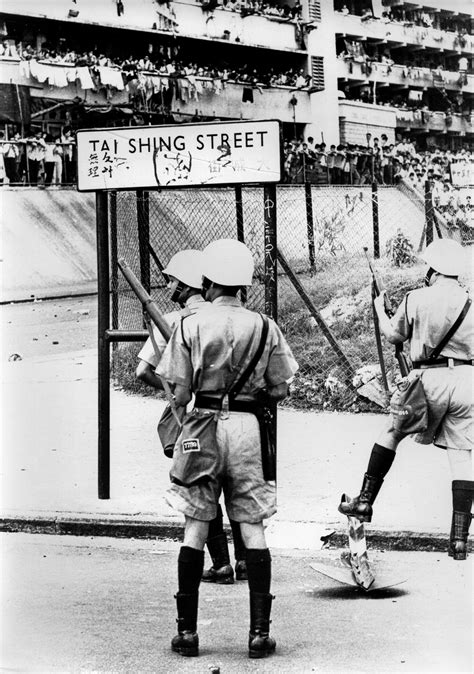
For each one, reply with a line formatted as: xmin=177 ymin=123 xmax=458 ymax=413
xmin=1 ymin=295 xmax=98 ymax=361
xmin=2 ymin=533 xmax=472 ymax=673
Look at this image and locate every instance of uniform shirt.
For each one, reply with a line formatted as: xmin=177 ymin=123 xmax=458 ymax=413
xmin=391 ymin=278 xmax=473 ymax=362
xmin=157 ymin=296 xmax=298 ymax=400
xmin=137 ymin=294 xmax=207 ymax=369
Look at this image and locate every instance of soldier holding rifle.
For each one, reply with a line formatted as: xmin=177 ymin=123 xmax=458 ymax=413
xmin=136 ymin=249 xmax=248 ymax=584
xmin=339 ymin=239 xmax=473 ymax=560
xmin=156 ymin=239 xmax=298 ymax=659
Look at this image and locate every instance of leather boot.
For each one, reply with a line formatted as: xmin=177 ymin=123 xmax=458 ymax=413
xmin=202 ymin=534 xmax=234 ymax=584
xmin=230 ymin=519 xmax=247 ymax=580
xmin=235 ymin=560 xmax=248 ymax=581
xmin=338 ymin=473 xmax=384 ymax=522
xmin=248 ymin=592 xmax=276 ymax=659
xmin=448 ymin=511 xmax=472 ymax=561
xmin=171 ymin=592 xmax=199 ymax=657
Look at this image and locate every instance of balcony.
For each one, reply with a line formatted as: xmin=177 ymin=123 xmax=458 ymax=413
xmin=336 ymin=57 xmax=473 ymax=93
xmin=395 ymin=109 xmax=473 ymax=135
xmin=334 ymin=11 xmax=473 ymax=55
xmin=0 ymin=57 xmax=312 ymax=124
xmin=0 ymin=0 xmax=303 ymax=53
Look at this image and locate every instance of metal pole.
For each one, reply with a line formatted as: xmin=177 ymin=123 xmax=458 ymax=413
xmin=263 ymin=183 xmax=278 ymax=479
xmin=137 ymin=189 xmax=151 ymax=292
xmin=235 ymin=184 xmax=247 ymax=304
xmin=110 ymin=191 xmax=118 ymax=349
xmin=304 ymin=182 xmax=316 ymax=269
xmin=96 ymin=191 xmax=110 ymax=500
xmin=263 ymin=183 xmax=277 ymax=320
xmin=424 ymin=180 xmax=434 ymax=246
xmin=372 ymin=182 xmax=380 ymax=259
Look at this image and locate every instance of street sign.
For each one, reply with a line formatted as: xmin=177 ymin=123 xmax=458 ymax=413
xmin=76 ymin=119 xmax=281 ymax=191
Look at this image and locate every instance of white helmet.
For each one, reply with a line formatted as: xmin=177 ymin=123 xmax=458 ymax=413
xmin=421 ymin=239 xmax=466 ymax=277
xmin=162 ymin=249 xmax=204 ymax=289
xmin=202 ymin=239 xmax=254 ymax=286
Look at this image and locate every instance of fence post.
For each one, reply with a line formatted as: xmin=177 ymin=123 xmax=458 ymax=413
xmin=263 ymin=183 xmax=277 ymax=320
xmin=371 ymin=182 xmax=380 ymax=259
xmin=137 ymin=189 xmax=150 ymax=292
xmin=235 ymin=184 xmax=247 ymax=304
xmin=110 ymin=191 xmax=118 ymax=346
xmin=304 ymin=182 xmax=316 ymax=269
xmin=96 ymin=191 xmax=110 ymax=500
xmin=424 ymin=180 xmax=434 ymax=246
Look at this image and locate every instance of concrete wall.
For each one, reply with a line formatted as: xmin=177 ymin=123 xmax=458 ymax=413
xmin=1 ymin=188 xmax=97 ymax=302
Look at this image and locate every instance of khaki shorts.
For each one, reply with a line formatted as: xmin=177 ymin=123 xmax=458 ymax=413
xmin=384 ymin=366 xmax=473 ymax=450
xmin=165 ymin=411 xmax=276 ymax=523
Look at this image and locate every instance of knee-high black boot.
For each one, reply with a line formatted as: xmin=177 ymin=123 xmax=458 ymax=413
xmin=230 ymin=519 xmax=247 ymax=580
xmin=171 ymin=592 xmax=199 ymax=657
xmin=202 ymin=506 xmax=234 ymax=584
xmin=248 ymin=592 xmax=276 ymax=659
xmin=338 ymin=473 xmax=384 ymax=522
xmin=448 ymin=480 xmax=474 ymax=560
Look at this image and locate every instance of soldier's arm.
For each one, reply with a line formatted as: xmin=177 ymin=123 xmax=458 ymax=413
xmin=136 ymin=359 xmax=164 ymax=390
xmin=374 ymin=291 xmax=409 ymax=344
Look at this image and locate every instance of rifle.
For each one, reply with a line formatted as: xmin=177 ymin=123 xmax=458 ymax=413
xmin=117 ymin=258 xmax=172 ymax=342
xmin=363 ymin=248 xmax=411 ymax=379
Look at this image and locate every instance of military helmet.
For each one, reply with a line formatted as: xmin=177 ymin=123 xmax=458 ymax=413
xmin=202 ymin=239 xmax=254 ymax=286
xmin=421 ymin=239 xmax=465 ymax=277
xmin=162 ymin=250 xmax=204 ymax=289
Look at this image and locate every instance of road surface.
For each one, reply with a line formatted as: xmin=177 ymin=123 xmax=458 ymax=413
xmin=2 ymin=533 xmax=472 ymax=673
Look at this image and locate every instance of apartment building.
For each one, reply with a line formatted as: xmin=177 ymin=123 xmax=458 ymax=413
xmin=0 ymin=0 xmax=471 ymax=148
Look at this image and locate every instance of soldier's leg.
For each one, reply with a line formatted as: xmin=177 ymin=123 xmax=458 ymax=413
xmin=230 ymin=518 xmax=247 ymax=580
xmin=447 ymin=449 xmax=473 ymax=560
xmin=172 ymin=517 xmax=208 ymax=657
xmin=202 ymin=503 xmax=234 ymax=584
xmin=339 ymin=426 xmax=405 ymax=522
xmin=240 ymin=521 xmax=276 ymax=659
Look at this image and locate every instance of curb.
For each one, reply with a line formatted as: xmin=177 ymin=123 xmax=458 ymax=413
xmin=1 ymin=515 xmax=470 ymax=553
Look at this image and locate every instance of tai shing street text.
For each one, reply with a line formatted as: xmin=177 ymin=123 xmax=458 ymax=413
xmin=88 ymin=130 xmax=270 ymax=155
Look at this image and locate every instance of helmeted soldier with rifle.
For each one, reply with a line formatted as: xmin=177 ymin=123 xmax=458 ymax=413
xmin=136 ymin=249 xmax=248 ymax=583
xmin=339 ymin=239 xmax=473 ymax=560
xmin=156 ymin=238 xmax=298 ymax=659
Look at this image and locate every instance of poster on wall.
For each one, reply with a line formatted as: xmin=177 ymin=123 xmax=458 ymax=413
xmin=76 ymin=119 xmax=281 ymax=191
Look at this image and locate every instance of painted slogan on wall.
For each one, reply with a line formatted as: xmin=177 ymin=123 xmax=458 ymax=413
xmin=76 ymin=120 xmax=281 ymax=191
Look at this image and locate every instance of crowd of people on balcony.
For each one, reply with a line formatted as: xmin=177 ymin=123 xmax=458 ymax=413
xmin=337 ymin=39 xmax=471 ymax=88
xmin=334 ymin=0 xmax=470 ymax=44
xmin=198 ymin=0 xmax=303 ymax=21
xmin=0 ymin=38 xmax=312 ymax=93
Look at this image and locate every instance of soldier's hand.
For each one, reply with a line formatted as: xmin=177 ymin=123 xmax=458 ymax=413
xmin=373 ymin=290 xmax=388 ymax=318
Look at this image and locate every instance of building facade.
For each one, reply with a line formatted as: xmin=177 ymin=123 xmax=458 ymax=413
xmin=0 ymin=0 xmax=471 ymax=149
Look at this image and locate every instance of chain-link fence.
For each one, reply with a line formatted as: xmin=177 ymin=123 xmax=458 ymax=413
xmin=110 ymin=182 xmax=439 ymax=412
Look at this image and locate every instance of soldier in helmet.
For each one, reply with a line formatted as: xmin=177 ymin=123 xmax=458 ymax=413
xmin=339 ymin=239 xmax=473 ymax=560
xmin=157 ymin=239 xmax=298 ymax=659
xmin=136 ymin=249 xmax=247 ymax=584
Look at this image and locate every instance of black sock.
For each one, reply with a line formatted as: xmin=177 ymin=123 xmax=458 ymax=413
xmin=207 ymin=504 xmax=224 ymax=539
xmin=452 ymin=480 xmax=474 ymax=514
xmin=178 ymin=546 xmax=204 ymax=594
xmin=246 ymin=548 xmax=271 ymax=594
xmin=366 ymin=443 xmax=396 ymax=479
xmin=230 ymin=519 xmax=246 ymax=561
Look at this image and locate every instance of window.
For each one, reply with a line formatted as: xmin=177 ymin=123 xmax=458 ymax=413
xmin=308 ymin=0 xmax=321 ymax=22
xmin=311 ymin=56 xmax=325 ymax=90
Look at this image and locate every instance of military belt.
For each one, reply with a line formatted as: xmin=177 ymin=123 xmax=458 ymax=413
xmin=194 ymin=394 xmax=261 ymax=415
xmin=412 ymin=358 xmax=473 ymax=369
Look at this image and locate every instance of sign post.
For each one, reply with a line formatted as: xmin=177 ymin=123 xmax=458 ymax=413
xmin=81 ymin=120 xmax=281 ymax=499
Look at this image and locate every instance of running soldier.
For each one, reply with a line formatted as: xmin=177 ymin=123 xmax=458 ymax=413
xmin=156 ymin=239 xmax=298 ymax=658
xmin=339 ymin=239 xmax=473 ymax=559
xmin=136 ymin=249 xmax=247 ymax=582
